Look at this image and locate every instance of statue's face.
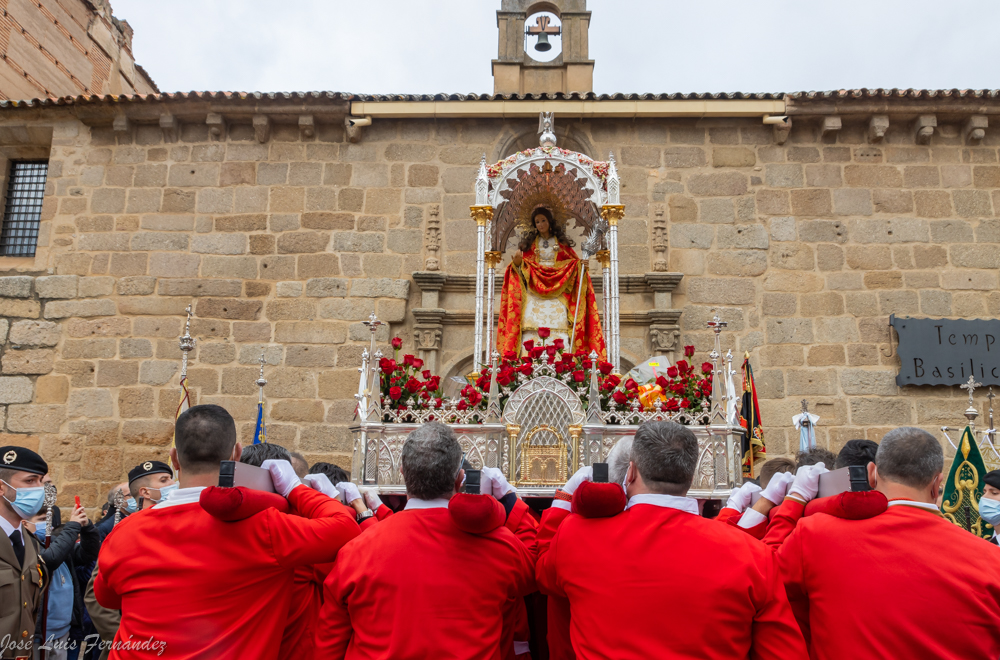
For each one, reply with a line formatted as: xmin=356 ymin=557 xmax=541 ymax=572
xmin=533 ymin=213 xmax=550 ymax=235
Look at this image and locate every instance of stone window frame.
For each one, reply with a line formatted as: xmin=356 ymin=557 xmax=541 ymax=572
xmin=0 ymin=128 xmax=55 ymax=272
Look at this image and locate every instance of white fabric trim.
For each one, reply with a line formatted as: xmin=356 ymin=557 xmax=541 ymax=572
xmin=0 ymin=514 xmax=17 ymax=539
xmin=404 ymin=497 xmax=450 ymax=511
xmin=886 ymin=500 xmax=939 ymax=512
xmin=514 ymin=641 xmax=531 ymax=654
xmin=625 ymin=493 xmax=699 ymax=515
xmin=550 ymin=500 xmax=572 ymax=512
xmin=737 ymin=507 xmax=768 ymax=529
xmin=153 ymin=486 xmax=206 ymax=509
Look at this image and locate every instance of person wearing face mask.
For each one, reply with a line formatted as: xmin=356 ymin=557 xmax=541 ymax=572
xmin=534 ymin=421 xmax=807 ymax=659
xmin=25 ymin=495 xmax=97 ymax=660
xmin=978 ymin=470 xmax=1000 ymax=545
xmin=83 ymin=461 xmax=174 ymax=660
xmin=126 ymin=461 xmax=176 ymax=512
xmin=764 ymin=427 xmax=1000 ymax=659
xmin=0 ymin=446 xmax=50 ymax=659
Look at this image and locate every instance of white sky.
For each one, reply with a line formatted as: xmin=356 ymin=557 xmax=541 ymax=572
xmin=114 ymin=0 xmax=999 ymax=95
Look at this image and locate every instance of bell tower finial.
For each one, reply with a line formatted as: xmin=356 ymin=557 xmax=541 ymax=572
xmin=493 ymin=1 xmax=594 ymax=95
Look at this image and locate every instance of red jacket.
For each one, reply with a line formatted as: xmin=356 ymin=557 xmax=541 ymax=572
xmin=316 ymin=503 xmax=536 ymax=660
xmin=504 ymin=499 xmax=538 ymax=660
xmin=95 ymin=485 xmax=360 ymax=660
xmin=770 ymin=499 xmax=1000 ymax=660
xmin=535 ymin=501 xmax=807 ymax=659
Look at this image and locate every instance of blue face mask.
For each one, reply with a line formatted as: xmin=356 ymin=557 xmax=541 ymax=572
xmin=125 ymin=498 xmax=137 ymax=513
xmin=33 ymin=521 xmax=46 ymax=541
xmin=1 ymin=480 xmax=45 ymax=519
xmin=150 ymin=482 xmax=178 ymax=503
xmin=980 ymin=497 xmax=1000 ymax=526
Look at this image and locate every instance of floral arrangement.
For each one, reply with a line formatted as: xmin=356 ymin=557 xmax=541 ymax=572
xmin=378 ymin=329 xmax=713 ymax=422
xmin=486 ymin=147 xmax=610 ymax=183
xmin=379 ymin=337 xmax=444 ymax=412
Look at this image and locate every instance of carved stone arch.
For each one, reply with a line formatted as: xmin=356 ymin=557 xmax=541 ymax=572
xmin=493 ymin=124 xmax=596 ymax=162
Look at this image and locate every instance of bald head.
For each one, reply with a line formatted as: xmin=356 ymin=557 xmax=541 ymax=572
xmin=875 ymin=427 xmax=943 ymax=490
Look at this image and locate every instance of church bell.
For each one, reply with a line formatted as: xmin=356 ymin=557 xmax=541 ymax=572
xmin=534 ymin=32 xmax=552 ymax=52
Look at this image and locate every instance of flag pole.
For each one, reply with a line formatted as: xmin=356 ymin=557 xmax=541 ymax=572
xmin=171 ymin=304 xmax=196 ymax=454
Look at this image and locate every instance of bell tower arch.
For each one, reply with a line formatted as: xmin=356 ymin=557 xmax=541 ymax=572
xmin=493 ymin=0 xmax=594 ymax=95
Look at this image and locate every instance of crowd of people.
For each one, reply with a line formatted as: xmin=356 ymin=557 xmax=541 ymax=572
xmin=3 ymin=402 xmax=1000 ymax=659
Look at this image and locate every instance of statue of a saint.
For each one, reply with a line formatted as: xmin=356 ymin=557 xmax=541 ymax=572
xmin=497 ymin=207 xmax=606 ymax=358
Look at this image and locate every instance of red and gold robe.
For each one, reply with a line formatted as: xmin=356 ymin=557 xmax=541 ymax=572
xmin=498 ymin=237 xmax=605 ymax=359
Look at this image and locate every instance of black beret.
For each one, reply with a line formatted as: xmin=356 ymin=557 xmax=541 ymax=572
xmin=128 ymin=460 xmax=173 ymax=484
xmin=985 ymin=470 xmax=1000 ymax=491
xmin=0 ymin=446 xmax=47 ymax=475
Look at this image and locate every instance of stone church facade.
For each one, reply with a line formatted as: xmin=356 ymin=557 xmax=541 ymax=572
xmin=0 ymin=0 xmax=997 ymax=506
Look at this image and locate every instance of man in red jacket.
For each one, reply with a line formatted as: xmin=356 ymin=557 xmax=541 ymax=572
xmin=535 ymin=420 xmax=807 ymax=659
xmin=315 ymin=421 xmax=535 ymax=660
xmin=768 ymin=426 xmax=1000 ymax=660
xmin=95 ymin=404 xmax=360 ymax=660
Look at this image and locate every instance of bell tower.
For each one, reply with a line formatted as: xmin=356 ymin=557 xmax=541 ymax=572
xmin=493 ymin=0 xmax=594 ymax=95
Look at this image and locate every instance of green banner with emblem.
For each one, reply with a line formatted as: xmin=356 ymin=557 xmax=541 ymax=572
xmin=941 ymin=425 xmax=992 ymax=540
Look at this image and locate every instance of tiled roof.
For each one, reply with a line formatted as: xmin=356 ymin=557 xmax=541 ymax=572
xmin=1 ymin=89 xmax=998 ymax=109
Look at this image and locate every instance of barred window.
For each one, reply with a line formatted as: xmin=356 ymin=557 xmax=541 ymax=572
xmin=0 ymin=161 xmax=48 ymax=257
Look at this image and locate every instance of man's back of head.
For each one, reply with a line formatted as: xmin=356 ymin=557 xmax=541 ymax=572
xmin=759 ymin=457 xmax=795 ymax=488
xmin=239 ymin=442 xmax=291 ymax=467
xmin=875 ymin=427 xmax=943 ymax=491
xmin=835 ymin=439 xmax=879 ymax=469
xmin=796 ymin=447 xmax=836 ymax=470
xmin=289 ymin=451 xmax=309 ymax=478
xmin=175 ymin=404 xmax=238 ymax=475
xmin=310 ymin=462 xmax=350 ymax=484
xmin=607 ymin=436 xmax=633 ymax=485
xmin=630 ymin=421 xmax=698 ymax=496
xmin=401 ymin=422 xmax=462 ymax=500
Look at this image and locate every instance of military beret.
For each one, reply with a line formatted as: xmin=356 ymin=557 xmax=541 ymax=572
xmin=0 ymin=446 xmax=48 ymax=475
xmin=985 ymin=470 xmax=1000 ymax=491
xmin=128 ymin=460 xmax=173 ymax=484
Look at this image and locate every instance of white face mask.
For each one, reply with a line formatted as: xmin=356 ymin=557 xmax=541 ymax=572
xmin=147 ymin=482 xmax=178 ymax=503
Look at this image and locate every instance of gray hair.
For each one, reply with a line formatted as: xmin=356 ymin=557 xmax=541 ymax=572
xmin=876 ymin=427 xmax=943 ymax=489
xmin=630 ymin=421 xmax=698 ymax=496
xmin=607 ymin=436 xmax=633 ymax=485
xmin=402 ymin=422 xmax=463 ymax=500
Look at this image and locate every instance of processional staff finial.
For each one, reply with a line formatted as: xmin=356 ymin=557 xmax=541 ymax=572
xmin=961 ymin=375 xmax=983 ymax=426
xmin=538 ymin=112 xmax=556 ymax=148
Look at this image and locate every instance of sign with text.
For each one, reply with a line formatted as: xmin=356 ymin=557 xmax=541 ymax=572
xmin=892 ymin=315 xmax=1000 ymax=387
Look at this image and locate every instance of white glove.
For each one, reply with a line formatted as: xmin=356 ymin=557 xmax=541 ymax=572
xmin=362 ymin=488 xmax=383 ymax=511
xmin=561 ymin=466 xmax=593 ymax=496
xmin=759 ymin=471 xmax=796 ymax=505
xmin=480 ymin=467 xmax=515 ymax=499
xmin=725 ymin=482 xmax=762 ymax=512
xmin=303 ymin=473 xmax=340 ymax=499
xmin=262 ymin=459 xmax=301 ymax=498
xmin=788 ymin=462 xmax=829 ymax=502
xmin=336 ymin=481 xmax=363 ymax=506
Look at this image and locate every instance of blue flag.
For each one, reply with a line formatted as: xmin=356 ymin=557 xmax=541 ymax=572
xmin=253 ymin=400 xmax=266 ymax=445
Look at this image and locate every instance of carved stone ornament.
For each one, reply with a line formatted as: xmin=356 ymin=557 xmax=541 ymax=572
xmin=424 ymin=204 xmax=441 ymax=271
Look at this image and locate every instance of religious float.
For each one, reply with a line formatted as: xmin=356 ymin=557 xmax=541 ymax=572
xmin=350 ymin=116 xmax=748 ymax=500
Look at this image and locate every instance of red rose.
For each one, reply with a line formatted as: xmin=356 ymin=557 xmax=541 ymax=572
xmin=701 ymin=362 xmax=713 ymax=375
xmin=624 ymin=378 xmax=639 ymax=391
xmin=666 ymin=366 xmax=679 ymax=378
xmin=420 ymin=391 xmax=431 ymax=400
xmin=503 ymin=350 xmax=517 ymax=362
xmin=457 ymin=400 xmax=469 ymax=411
xmin=530 ymin=346 xmax=545 ymax=360
xmin=552 ymin=338 xmax=565 ymax=350
xmin=519 ymin=363 xmax=533 ymax=376
xmin=403 ymin=354 xmax=415 ymax=367
xmin=545 ymin=345 xmax=558 ymax=357
xmin=468 ymin=390 xmax=483 ymax=405
xmin=604 ymin=374 xmax=621 ymax=388
xmin=613 ymin=391 xmax=628 ymax=405
xmin=380 ymin=358 xmax=397 ymax=374
xmin=582 ymin=359 xmax=592 ymax=370
xmin=392 ymin=337 xmax=403 ymax=350
xmin=412 ymin=358 xmax=424 ymax=371
xmin=523 ymin=339 xmax=535 ymax=352
xmin=554 ymin=362 xmax=567 ymax=374
xmin=561 ymin=353 xmax=575 ymax=364
xmin=684 ymin=345 xmax=695 ymax=357
xmin=676 ymin=360 xmax=689 ymax=373
xmin=497 ymin=371 xmax=512 ymax=387
xmin=680 ymin=398 xmax=691 ymax=409
xmin=422 ymin=369 xmax=432 ymax=379
xmin=521 ymin=356 xmax=533 ymax=365
xmin=599 ymin=361 xmax=613 ymax=375
xmin=434 ymin=397 xmax=443 ymax=408
xmin=405 ymin=377 xmax=421 ymax=393
xmin=537 ymin=327 xmax=551 ymax=339
xmin=461 ymin=385 xmax=473 ymax=397
xmin=655 ymin=375 xmax=669 ymax=389
xmin=573 ymin=370 xmax=585 ymax=383
xmin=665 ymin=398 xmax=680 ymax=412
xmin=389 ymin=386 xmax=402 ymax=400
